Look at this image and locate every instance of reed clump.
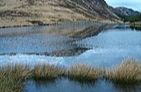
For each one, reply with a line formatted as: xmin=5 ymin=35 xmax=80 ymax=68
xmin=0 ymin=65 xmax=31 ymax=92
xmin=33 ymin=64 xmax=65 ymax=80
xmin=106 ymin=59 xmax=141 ymax=84
xmin=1 ymin=59 xmax=141 ymax=92
xmin=67 ymin=64 xmax=103 ymax=82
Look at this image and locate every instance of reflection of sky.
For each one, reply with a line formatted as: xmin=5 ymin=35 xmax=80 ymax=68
xmin=105 ymin=0 xmax=141 ymax=11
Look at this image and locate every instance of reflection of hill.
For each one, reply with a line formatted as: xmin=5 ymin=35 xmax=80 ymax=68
xmin=68 ymin=23 xmax=109 ymax=39
xmin=0 ymin=21 xmax=108 ymax=38
xmin=46 ymin=23 xmax=112 ymax=56
xmin=0 ymin=22 xmax=113 ymax=56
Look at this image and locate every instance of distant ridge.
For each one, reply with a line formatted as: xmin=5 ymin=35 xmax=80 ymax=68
xmin=112 ymin=7 xmax=141 ymax=17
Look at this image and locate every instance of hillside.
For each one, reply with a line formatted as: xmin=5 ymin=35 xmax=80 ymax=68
xmin=0 ymin=0 xmax=120 ymax=27
xmin=113 ymin=7 xmax=140 ymax=16
xmin=110 ymin=7 xmax=141 ymax=22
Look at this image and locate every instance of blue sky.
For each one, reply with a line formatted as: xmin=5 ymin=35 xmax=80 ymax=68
xmin=105 ymin=0 xmax=141 ymax=11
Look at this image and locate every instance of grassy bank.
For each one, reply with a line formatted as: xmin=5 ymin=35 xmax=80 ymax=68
xmin=1 ymin=59 xmax=141 ymax=92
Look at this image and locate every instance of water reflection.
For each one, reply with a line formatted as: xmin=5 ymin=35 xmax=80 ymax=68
xmin=24 ymin=78 xmax=141 ymax=92
xmin=1 ymin=23 xmax=141 ymax=92
xmin=0 ymin=23 xmax=141 ymax=68
xmin=130 ymin=26 xmax=141 ymax=31
xmin=0 ymin=21 xmax=107 ymax=56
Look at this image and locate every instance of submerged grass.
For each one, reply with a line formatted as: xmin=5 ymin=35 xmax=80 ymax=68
xmin=1 ymin=59 xmax=141 ymax=92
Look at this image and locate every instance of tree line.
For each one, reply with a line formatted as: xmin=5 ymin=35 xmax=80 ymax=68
xmin=118 ymin=14 xmax=141 ymax=22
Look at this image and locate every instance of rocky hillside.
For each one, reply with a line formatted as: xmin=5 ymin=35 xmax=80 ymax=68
xmin=0 ymin=0 xmax=120 ymax=27
xmin=112 ymin=7 xmax=140 ymax=16
xmin=63 ymin=0 xmax=119 ymax=20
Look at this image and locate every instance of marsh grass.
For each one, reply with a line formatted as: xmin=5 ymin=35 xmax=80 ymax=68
xmin=106 ymin=59 xmax=141 ymax=84
xmin=0 ymin=65 xmax=31 ymax=92
xmin=1 ymin=60 xmax=141 ymax=92
xmin=67 ymin=64 xmax=103 ymax=82
xmin=33 ymin=64 xmax=65 ymax=80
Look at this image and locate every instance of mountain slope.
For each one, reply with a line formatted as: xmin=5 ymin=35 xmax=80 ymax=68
xmin=113 ymin=7 xmax=140 ymax=16
xmin=63 ymin=0 xmax=119 ymax=20
xmin=0 ymin=0 xmax=120 ymax=27
xmin=110 ymin=7 xmax=141 ymax=22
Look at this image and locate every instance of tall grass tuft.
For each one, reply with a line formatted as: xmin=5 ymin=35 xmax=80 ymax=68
xmin=67 ymin=64 xmax=103 ymax=82
xmin=1 ymin=60 xmax=141 ymax=92
xmin=0 ymin=65 xmax=31 ymax=92
xmin=106 ymin=59 xmax=141 ymax=84
xmin=33 ymin=64 xmax=65 ymax=80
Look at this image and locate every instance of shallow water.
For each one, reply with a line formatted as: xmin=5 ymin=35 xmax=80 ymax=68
xmin=1 ymin=22 xmax=141 ymax=92
xmin=24 ymin=78 xmax=141 ymax=92
xmin=0 ymin=23 xmax=141 ymax=68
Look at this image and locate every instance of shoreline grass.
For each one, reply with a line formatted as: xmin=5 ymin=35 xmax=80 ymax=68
xmin=67 ymin=64 xmax=103 ymax=82
xmin=105 ymin=59 xmax=141 ymax=84
xmin=33 ymin=64 xmax=65 ymax=80
xmin=1 ymin=59 xmax=141 ymax=92
xmin=0 ymin=65 xmax=31 ymax=92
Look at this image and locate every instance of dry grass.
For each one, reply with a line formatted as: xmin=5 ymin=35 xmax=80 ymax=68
xmin=0 ymin=65 xmax=31 ymax=92
xmin=33 ymin=64 xmax=65 ymax=80
xmin=1 ymin=60 xmax=141 ymax=92
xmin=0 ymin=0 xmax=88 ymax=28
xmin=67 ymin=64 xmax=103 ymax=82
xmin=106 ymin=59 xmax=141 ymax=84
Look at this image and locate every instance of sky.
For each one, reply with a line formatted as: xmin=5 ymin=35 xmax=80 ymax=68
xmin=105 ymin=0 xmax=141 ymax=11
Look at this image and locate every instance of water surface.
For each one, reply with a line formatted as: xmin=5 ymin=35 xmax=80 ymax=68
xmin=0 ymin=22 xmax=141 ymax=92
xmin=24 ymin=78 xmax=141 ymax=92
xmin=0 ymin=23 xmax=141 ymax=68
